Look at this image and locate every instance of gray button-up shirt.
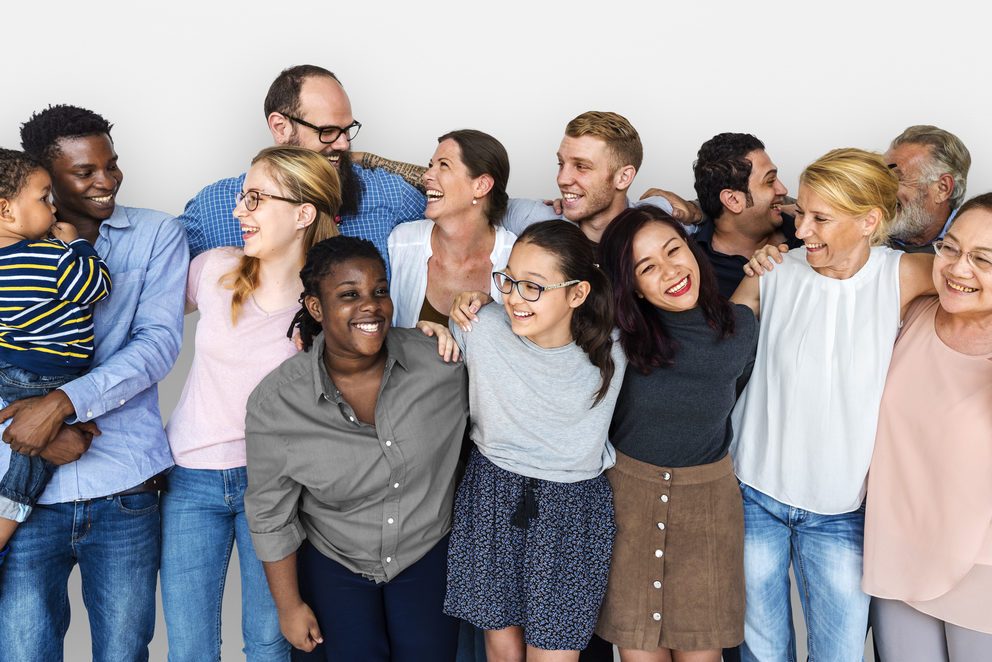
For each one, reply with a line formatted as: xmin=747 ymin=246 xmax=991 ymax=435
xmin=245 ymin=328 xmax=468 ymax=583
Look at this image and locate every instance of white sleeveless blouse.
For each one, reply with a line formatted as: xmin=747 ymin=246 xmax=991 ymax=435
xmin=730 ymin=246 xmax=903 ymax=514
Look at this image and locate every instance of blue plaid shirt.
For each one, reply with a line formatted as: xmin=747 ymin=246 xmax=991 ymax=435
xmin=180 ymin=164 xmax=426 ymax=274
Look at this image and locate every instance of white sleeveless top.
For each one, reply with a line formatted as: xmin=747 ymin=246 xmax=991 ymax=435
xmin=730 ymin=246 xmax=903 ymax=514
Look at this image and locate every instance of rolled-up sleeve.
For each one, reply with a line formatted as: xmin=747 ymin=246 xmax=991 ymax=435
xmin=245 ymin=390 xmax=307 ymax=562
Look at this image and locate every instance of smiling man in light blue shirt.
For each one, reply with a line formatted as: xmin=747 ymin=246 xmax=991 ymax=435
xmin=0 ymin=105 xmax=186 ymax=662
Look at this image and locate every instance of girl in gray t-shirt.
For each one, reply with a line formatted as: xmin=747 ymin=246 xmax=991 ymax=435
xmin=443 ymin=221 xmax=626 ymax=656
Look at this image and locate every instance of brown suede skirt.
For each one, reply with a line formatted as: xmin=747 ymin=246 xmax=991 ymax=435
xmin=595 ymin=452 xmax=744 ymax=652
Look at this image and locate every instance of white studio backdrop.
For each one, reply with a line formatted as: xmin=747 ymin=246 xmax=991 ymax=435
xmin=2 ymin=0 xmax=987 ymax=658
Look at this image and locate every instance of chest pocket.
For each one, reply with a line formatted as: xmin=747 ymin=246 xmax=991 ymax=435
xmin=92 ymin=269 xmax=146 ymax=357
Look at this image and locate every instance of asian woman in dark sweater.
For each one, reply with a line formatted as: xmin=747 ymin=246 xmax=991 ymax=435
xmin=595 ymin=205 xmax=757 ymax=662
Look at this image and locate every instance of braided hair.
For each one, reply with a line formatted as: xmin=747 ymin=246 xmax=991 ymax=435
xmin=290 ymin=236 xmax=386 ymax=351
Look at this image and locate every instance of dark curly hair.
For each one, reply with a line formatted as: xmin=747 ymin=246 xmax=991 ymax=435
xmin=692 ymin=133 xmax=765 ymax=222
xmin=598 ymin=205 xmax=736 ymax=374
xmin=20 ymin=105 xmax=114 ymax=170
xmin=291 ymin=236 xmax=386 ymax=352
xmin=0 ymin=148 xmax=44 ymax=199
xmin=514 ymin=221 xmax=615 ymax=405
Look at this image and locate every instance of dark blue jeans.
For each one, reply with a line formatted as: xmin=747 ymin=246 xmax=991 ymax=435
xmin=294 ymin=535 xmax=458 ymax=661
xmin=0 ymin=362 xmax=71 ymax=521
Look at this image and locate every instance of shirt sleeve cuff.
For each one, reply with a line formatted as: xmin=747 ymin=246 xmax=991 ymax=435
xmin=249 ymin=519 xmax=308 ymax=562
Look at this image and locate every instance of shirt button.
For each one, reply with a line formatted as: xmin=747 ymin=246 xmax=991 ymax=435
xmin=657 ymin=522 xmax=666 ymax=530
xmin=393 ymin=483 xmax=400 ymax=489
xmin=385 ymin=557 xmax=392 ymax=563
xmin=660 ymin=494 xmax=669 ymax=503
xmin=655 ymin=549 xmax=664 ymax=558
xmin=86 ymin=410 xmax=93 ymax=417
xmin=652 ymin=612 xmax=662 ymax=621
xmin=653 ymin=580 xmax=662 ymax=589
xmin=385 ymin=440 xmax=392 ymax=447
xmin=387 ymin=518 xmax=394 ymax=524
xmin=349 ymin=416 xmax=356 ymax=423
xmin=662 ymin=471 xmax=671 ymax=481
xmin=119 ymin=399 xmax=126 ymax=406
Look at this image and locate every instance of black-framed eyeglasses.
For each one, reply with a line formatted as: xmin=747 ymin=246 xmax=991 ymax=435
xmin=282 ymin=115 xmax=362 ymax=144
xmin=236 ymin=189 xmax=305 ymax=212
xmin=492 ymin=271 xmax=580 ymax=302
xmin=933 ymin=239 xmax=992 ymax=273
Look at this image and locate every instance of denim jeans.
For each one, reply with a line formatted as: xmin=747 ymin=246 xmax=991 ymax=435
xmin=160 ymin=465 xmax=289 ymax=662
xmin=0 ymin=491 xmax=160 ymax=662
xmin=0 ymin=362 xmax=71 ymax=521
xmin=739 ymin=483 xmax=869 ymax=662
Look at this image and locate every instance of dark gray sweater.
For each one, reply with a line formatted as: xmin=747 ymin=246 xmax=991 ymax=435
xmin=609 ymin=304 xmax=757 ymax=468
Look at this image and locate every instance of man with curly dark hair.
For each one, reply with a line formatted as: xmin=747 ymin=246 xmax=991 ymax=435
xmin=0 ymin=104 xmax=187 ymax=662
xmin=691 ymin=133 xmax=801 ymax=298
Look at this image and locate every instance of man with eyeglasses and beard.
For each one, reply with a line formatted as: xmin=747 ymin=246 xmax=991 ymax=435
xmin=884 ymin=125 xmax=971 ymax=254
xmin=180 ymin=65 xmax=425 ymax=273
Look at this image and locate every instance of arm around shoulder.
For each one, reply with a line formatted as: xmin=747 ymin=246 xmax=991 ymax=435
xmin=731 ymin=275 xmax=761 ymax=319
xmin=898 ymin=251 xmax=937 ymax=315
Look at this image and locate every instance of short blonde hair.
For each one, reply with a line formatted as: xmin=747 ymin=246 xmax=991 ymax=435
xmin=800 ymin=148 xmax=898 ymax=246
xmin=565 ymin=111 xmax=643 ymax=171
xmin=225 ymin=145 xmax=342 ymax=323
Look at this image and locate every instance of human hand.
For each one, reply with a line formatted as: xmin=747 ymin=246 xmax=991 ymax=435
xmin=50 ymin=221 xmax=79 ymax=242
xmin=449 ymin=290 xmax=493 ymax=332
xmin=0 ymin=390 xmax=76 ymax=456
xmin=416 ymin=321 xmax=462 ymax=362
xmin=743 ymin=243 xmax=789 ymax=277
xmin=39 ymin=422 xmax=99 ymax=465
xmin=640 ymin=188 xmax=703 ymax=225
xmin=279 ymin=602 xmax=324 ymax=652
xmin=543 ymin=198 xmax=564 ymax=216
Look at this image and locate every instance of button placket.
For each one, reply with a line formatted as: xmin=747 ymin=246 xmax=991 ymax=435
xmin=649 ymin=468 xmax=672 ymax=628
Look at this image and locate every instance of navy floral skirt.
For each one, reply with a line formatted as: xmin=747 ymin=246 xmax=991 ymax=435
xmin=444 ymin=448 xmax=616 ymax=651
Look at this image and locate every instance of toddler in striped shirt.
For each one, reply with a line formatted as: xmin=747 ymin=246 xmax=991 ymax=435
xmin=0 ymin=149 xmax=111 ymax=561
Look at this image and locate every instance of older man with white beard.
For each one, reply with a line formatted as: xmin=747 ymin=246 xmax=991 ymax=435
xmin=885 ymin=125 xmax=971 ymax=253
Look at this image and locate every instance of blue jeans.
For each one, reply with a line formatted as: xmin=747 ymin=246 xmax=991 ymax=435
xmin=739 ymin=483 xmax=868 ymax=662
xmin=160 ymin=465 xmax=289 ymax=662
xmin=0 ymin=362 xmax=71 ymax=521
xmin=0 ymin=492 xmax=160 ymax=662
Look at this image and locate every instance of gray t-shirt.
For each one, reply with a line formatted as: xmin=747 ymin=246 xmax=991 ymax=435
xmin=451 ymin=305 xmax=627 ymax=482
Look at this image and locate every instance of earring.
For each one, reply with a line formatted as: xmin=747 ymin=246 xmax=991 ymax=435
xmin=471 ymin=198 xmax=478 ymax=206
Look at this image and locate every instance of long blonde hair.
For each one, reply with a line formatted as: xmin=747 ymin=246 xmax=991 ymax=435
xmin=224 ymin=145 xmax=342 ymax=323
xmin=800 ymin=148 xmax=899 ymax=246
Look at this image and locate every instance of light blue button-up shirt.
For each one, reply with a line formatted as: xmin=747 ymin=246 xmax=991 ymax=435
xmin=0 ymin=205 xmax=188 ymax=502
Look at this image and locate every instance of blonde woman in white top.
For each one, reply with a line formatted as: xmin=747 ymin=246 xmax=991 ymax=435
xmin=388 ymin=129 xmax=516 ymax=328
xmin=730 ymin=148 xmax=935 ymax=662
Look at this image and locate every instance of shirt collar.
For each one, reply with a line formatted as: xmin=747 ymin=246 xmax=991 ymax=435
xmin=308 ymin=331 xmax=409 ymax=403
xmin=938 ymin=207 xmax=958 ymax=241
xmin=101 ymin=205 xmax=132 ymax=230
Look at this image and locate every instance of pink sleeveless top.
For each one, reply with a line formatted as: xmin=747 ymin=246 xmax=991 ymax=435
xmin=863 ymin=296 xmax=992 ymax=633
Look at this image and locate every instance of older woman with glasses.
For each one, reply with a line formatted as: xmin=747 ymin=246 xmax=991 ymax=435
xmin=862 ymin=193 xmax=992 ymax=661
xmin=160 ymin=145 xmax=340 ymax=662
xmin=730 ymin=148 xmax=936 ymax=661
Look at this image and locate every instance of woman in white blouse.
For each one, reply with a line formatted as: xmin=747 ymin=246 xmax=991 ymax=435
xmin=730 ymin=148 xmax=935 ymax=662
xmin=388 ymin=130 xmax=517 ymax=328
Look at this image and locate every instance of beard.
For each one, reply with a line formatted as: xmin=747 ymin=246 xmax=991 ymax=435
xmin=889 ymin=191 xmax=933 ymax=242
xmin=335 ymin=151 xmax=362 ymax=218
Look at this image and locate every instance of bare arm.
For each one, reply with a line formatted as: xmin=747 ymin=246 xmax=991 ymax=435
xmin=263 ymin=553 xmax=324 ymax=653
xmin=898 ymin=252 xmax=937 ymax=317
xmin=355 ymin=152 xmax=427 ymax=192
xmin=731 ymin=275 xmax=761 ymax=319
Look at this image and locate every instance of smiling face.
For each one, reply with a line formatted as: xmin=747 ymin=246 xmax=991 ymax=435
xmin=556 ymin=134 xmax=625 ymax=226
xmin=305 ymin=256 xmax=393 ymax=361
xmin=885 ymin=142 xmax=946 ymax=242
xmin=422 ymin=139 xmax=480 ymax=223
xmin=5 ymin=169 xmax=57 ymax=241
xmin=794 ymin=185 xmax=876 ymax=279
xmin=48 ymin=134 xmax=122 ymax=224
xmin=934 ymin=209 xmax=992 ymax=318
xmin=501 ymin=240 xmax=587 ymax=348
xmin=284 ymin=75 xmax=355 ymax=169
xmin=631 ymin=221 xmax=701 ymax=312
xmin=234 ymin=163 xmax=307 ymax=261
xmin=739 ymin=149 xmax=788 ymax=233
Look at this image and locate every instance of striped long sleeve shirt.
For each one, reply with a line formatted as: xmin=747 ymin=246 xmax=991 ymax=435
xmin=0 ymin=237 xmax=112 ymax=375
